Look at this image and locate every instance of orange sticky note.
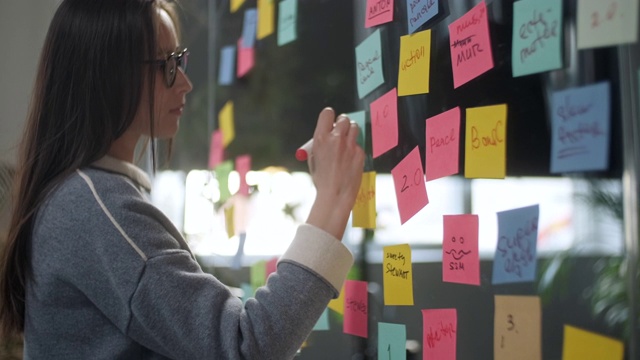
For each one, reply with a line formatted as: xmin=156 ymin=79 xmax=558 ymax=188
xmin=562 ymin=325 xmax=624 ymax=360
xmin=383 ymin=244 xmax=414 ymax=305
xmin=231 ymin=0 xmax=245 ymax=13
xmin=391 ymin=146 xmax=429 ymax=224
xmin=448 ymin=1 xmax=494 ymax=88
xmin=353 ymin=171 xmax=376 ymax=229
xmin=425 ymin=107 xmax=460 ymax=181
xmin=464 ymin=104 xmax=507 ymax=179
xmin=422 ymin=308 xmax=457 ymax=360
xmin=208 ymin=130 xmax=224 ymax=169
xmin=219 ymin=101 xmax=235 ymax=148
xmin=237 ymin=38 xmax=254 ymax=78
xmin=494 ymin=296 xmax=541 ymax=360
xmin=365 ymin=0 xmax=394 ymax=28
xmin=328 ymin=285 xmax=345 ymax=315
xmin=344 ymin=280 xmax=368 ymax=338
xmin=442 ymin=214 xmax=479 ymax=286
xmin=370 ymin=88 xmax=398 ymax=158
xmin=398 ymin=29 xmax=431 ymax=96
xmin=257 ymin=0 xmax=274 ymax=40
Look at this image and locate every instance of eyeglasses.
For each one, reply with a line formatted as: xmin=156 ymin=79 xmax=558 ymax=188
xmin=145 ymin=48 xmax=189 ymax=88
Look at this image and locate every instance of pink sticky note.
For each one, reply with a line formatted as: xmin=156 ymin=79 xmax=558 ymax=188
xmin=344 ymin=280 xmax=368 ymax=338
xmin=208 ymin=130 xmax=224 ymax=169
xmin=237 ymin=38 xmax=255 ymax=78
xmin=422 ymin=309 xmax=457 ymax=360
xmin=425 ymin=107 xmax=460 ymax=181
xmin=266 ymin=256 xmax=278 ymax=278
xmin=365 ymin=0 xmax=394 ymax=28
xmin=235 ymin=154 xmax=251 ymax=196
xmin=448 ymin=1 xmax=494 ymax=88
xmin=370 ymin=87 xmax=399 ymax=158
xmin=391 ymin=147 xmax=429 ymax=224
xmin=442 ymin=214 xmax=480 ymax=286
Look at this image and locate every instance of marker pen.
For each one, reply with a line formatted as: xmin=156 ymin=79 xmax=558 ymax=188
xmin=295 ymin=138 xmax=313 ymax=161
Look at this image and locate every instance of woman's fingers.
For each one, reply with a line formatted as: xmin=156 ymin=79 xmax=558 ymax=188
xmin=313 ymin=107 xmax=336 ymax=140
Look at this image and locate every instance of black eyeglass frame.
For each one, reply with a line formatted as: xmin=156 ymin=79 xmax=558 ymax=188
xmin=144 ymin=48 xmax=189 ymax=88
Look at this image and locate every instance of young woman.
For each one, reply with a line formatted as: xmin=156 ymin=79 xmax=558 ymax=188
xmin=0 ymin=0 xmax=364 ymax=358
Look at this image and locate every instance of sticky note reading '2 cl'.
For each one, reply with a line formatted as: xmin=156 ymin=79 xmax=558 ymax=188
xmin=464 ymin=104 xmax=507 ymax=179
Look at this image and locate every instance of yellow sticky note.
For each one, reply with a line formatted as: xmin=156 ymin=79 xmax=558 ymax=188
xmin=398 ymin=29 xmax=431 ymax=96
xmin=224 ymin=205 xmax=234 ymax=238
xmin=562 ymin=325 xmax=624 ymax=360
xmin=494 ymin=295 xmax=541 ymax=360
xmin=353 ymin=171 xmax=376 ymax=229
xmin=219 ymin=101 xmax=235 ymax=148
xmin=328 ymin=285 xmax=345 ymax=315
xmin=257 ymin=0 xmax=275 ymax=40
xmin=230 ymin=0 xmax=245 ymax=13
xmin=383 ymin=244 xmax=414 ymax=305
xmin=464 ymin=104 xmax=507 ymax=179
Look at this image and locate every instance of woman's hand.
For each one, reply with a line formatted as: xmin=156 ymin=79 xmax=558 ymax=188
xmin=305 ymin=107 xmax=365 ymax=240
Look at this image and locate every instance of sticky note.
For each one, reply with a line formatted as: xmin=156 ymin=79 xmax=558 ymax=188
xmin=562 ymin=325 xmax=624 ymax=360
xmin=224 ymin=205 xmax=235 ymax=238
xmin=328 ymin=285 xmax=345 ymax=315
xmin=391 ymin=147 xmax=428 ymax=224
xmin=370 ymin=88 xmax=398 ymax=158
xmin=240 ymin=282 xmax=253 ymax=303
xmin=550 ymin=82 xmax=611 ymax=173
xmin=219 ymin=101 xmax=235 ymax=147
xmin=398 ymin=29 xmax=431 ymax=96
xmin=344 ymin=280 xmax=368 ymax=338
xmin=235 ymin=154 xmax=251 ymax=196
xmin=353 ymin=171 xmax=376 ymax=229
xmin=383 ymin=244 xmax=414 ymax=305
xmin=257 ymin=0 xmax=274 ymax=40
xmin=266 ymin=256 xmax=278 ymax=278
xmin=449 ymin=1 xmax=494 ymax=88
xmin=442 ymin=214 xmax=479 ymax=286
xmin=492 ymin=204 xmax=539 ymax=285
xmin=218 ymin=45 xmax=236 ymax=85
xmin=355 ymin=29 xmax=385 ymax=99
xmin=241 ymin=9 xmax=257 ymax=49
xmin=346 ymin=110 xmax=366 ymax=148
xmin=215 ymin=160 xmax=234 ymax=203
xmin=237 ymin=38 xmax=255 ymax=78
xmin=512 ymin=0 xmax=563 ymax=77
xmin=422 ymin=309 xmax=457 ymax=360
xmin=250 ymin=260 xmax=266 ymax=290
xmin=378 ymin=322 xmax=406 ymax=359
xmin=208 ymin=130 xmax=224 ymax=169
xmin=407 ymin=0 xmax=438 ymax=34
xmin=464 ymin=104 xmax=507 ymax=179
xmin=577 ymin=0 xmax=639 ymax=49
xmin=366 ymin=0 xmax=394 ymax=28
xmin=231 ymin=0 xmax=245 ymax=13
xmin=278 ymin=0 xmax=298 ymax=46
xmin=425 ymin=107 xmax=460 ymax=181
xmin=494 ymin=295 xmax=541 ymax=360
xmin=313 ymin=308 xmax=330 ymax=331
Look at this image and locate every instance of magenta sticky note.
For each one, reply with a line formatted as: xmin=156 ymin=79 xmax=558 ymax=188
xmin=237 ymin=38 xmax=255 ymax=78
xmin=425 ymin=107 xmax=461 ymax=181
xmin=235 ymin=154 xmax=251 ymax=196
xmin=422 ymin=308 xmax=457 ymax=360
xmin=344 ymin=280 xmax=368 ymax=338
xmin=365 ymin=0 xmax=394 ymax=28
xmin=448 ymin=1 xmax=494 ymax=88
xmin=391 ymin=146 xmax=429 ymax=224
xmin=208 ymin=130 xmax=224 ymax=169
xmin=370 ymin=87 xmax=399 ymax=158
xmin=442 ymin=214 xmax=480 ymax=286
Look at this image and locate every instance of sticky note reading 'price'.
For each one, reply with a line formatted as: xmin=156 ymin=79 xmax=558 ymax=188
xmin=383 ymin=244 xmax=414 ymax=305
xmin=425 ymin=107 xmax=460 ymax=181
xmin=442 ymin=214 xmax=480 ymax=286
xmin=370 ymin=87 xmax=398 ymax=158
xmin=422 ymin=308 xmax=457 ymax=360
xmin=494 ymin=295 xmax=542 ymax=360
xmin=391 ymin=146 xmax=428 ymax=224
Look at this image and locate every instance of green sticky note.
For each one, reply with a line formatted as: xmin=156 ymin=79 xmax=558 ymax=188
xmin=215 ymin=160 xmax=234 ymax=203
xmin=240 ymin=282 xmax=253 ymax=303
xmin=313 ymin=308 xmax=330 ymax=331
xmin=278 ymin=0 xmax=297 ymax=46
xmin=250 ymin=260 xmax=267 ymax=290
xmin=346 ymin=110 xmax=366 ymax=148
xmin=355 ymin=29 xmax=384 ymax=99
xmin=512 ymin=0 xmax=563 ymax=77
xmin=378 ymin=322 xmax=406 ymax=359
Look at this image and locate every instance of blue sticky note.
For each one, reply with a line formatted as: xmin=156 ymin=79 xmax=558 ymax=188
xmin=378 ymin=322 xmax=407 ymax=360
xmin=241 ymin=9 xmax=257 ymax=48
xmin=218 ymin=45 xmax=236 ymax=85
xmin=550 ymin=82 xmax=611 ymax=173
xmin=355 ymin=29 xmax=385 ymax=99
xmin=512 ymin=0 xmax=563 ymax=77
xmin=492 ymin=204 xmax=539 ymax=285
xmin=240 ymin=282 xmax=253 ymax=304
xmin=407 ymin=0 xmax=438 ymax=34
xmin=278 ymin=0 xmax=297 ymax=46
xmin=313 ymin=308 xmax=330 ymax=331
xmin=346 ymin=110 xmax=366 ymax=148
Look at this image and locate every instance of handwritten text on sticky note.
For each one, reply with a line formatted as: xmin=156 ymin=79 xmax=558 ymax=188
xmin=353 ymin=171 xmax=376 ymax=229
xmin=577 ymin=0 xmax=639 ymax=49
xmin=391 ymin=147 xmax=428 ymax=224
xmin=344 ymin=280 xmax=368 ymax=338
xmin=366 ymin=0 xmax=394 ymax=28
xmin=398 ymin=29 xmax=431 ymax=96
xmin=355 ymin=29 xmax=385 ymax=99
xmin=383 ymin=244 xmax=413 ymax=305
xmin=407 ymin=0 xmax=438 ymax=34
xmin=278 ymin=0 xmax=297 ymax=46
xmin=493 ymin=204 xmax=539 ymax=285
xmin=443 ymin=214 xmax=480 ymax=286
xmin=422 ymin=308 xmax=457 ymax=360
xmin=378 ymin=322 xmax=406 ymax=359
xmin=370 ymin=87 xmax=398 ymax=158
xmin=425 ymin=107 xmax=460 ymax=181
xmin=464 ymin=104 xmax=507 ymax=179
xmin=494 ymin=296 xmax=542 ymax=360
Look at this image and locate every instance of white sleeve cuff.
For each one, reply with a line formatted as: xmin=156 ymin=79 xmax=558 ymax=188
xmin=279 ymin=224 xmax=354 ymax=296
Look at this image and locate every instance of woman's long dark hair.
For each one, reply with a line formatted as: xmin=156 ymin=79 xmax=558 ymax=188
xmin=0 ymin=0 xmax=176 ymax=336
